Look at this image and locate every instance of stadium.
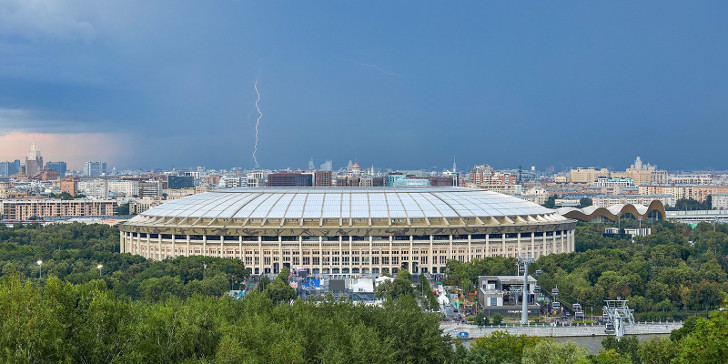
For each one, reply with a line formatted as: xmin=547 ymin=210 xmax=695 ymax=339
xmin=119 ymin=187 xmax=576 ymax=275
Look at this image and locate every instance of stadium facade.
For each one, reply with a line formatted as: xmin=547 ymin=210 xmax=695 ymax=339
xmin=119 ymin=188 xmax=576 ymax=275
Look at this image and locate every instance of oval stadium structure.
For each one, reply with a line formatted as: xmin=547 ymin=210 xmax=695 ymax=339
xmin=120 ymin=187 xmax=576 ymax=275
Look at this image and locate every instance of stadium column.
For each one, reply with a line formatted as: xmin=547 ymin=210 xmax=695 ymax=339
xmin=220 ymin=238 xmax=223 ymax=258
xmin=560 ymin=231 xmax=565 ymax=253
xmin=145 ymin=234 xmax=151 ymax=259
xmin=203 ymin=235 xmax=207 ymax=257
xmin=119 ymin=230 xmax=124 ymax=253
xmin=517 ymin=233 xmax=521 ymax=257
xmin=448 ymin=235 xmax=453 ymax=264
xmin=569 ymin=230 xmax=575 ymax=252
xmin=409 ymin=235 xmax=414 ymax=273
xmin=531 ymin=232 xmax=535 ymax=259
xmin=319 ymin=236 xmax=323 ymax=274
xmin=428 ymin=235 xmax=433 ymax=273
xmin=501 ymin=233 xmax=506 ymax=258
xmin=299 ymin=236 xmax=303 ymax=270
xmin=258 ymin=236 xmax=263 ymax=273
xmin=467 ymin=234 xmax=471 ymax=261
xmin=171 ymin=234 xmax=176 ymax=258
xmin=158 ymin=234 xmax=162 ymax=260
xmin=278 ymin=236 xmax=283 ymax=273
xmin=339 ymin=236 xmax=343 ymax=271
xmin=239 ymin=236 xmax=243 ymax=260
xmin=369 ymin=234 xmax=372 ymax=273
xmin=186 ymin=235 xmax=190 ymax=257
xmin=552 ymin=231 xmax=557 ymax=254
xmin=542 ymin=233 xmax=547 ymax=256
xmin=387 ymin=235 xmax=394 ymax=274
xmin=485 ymin=233 xmax=490 ymax=257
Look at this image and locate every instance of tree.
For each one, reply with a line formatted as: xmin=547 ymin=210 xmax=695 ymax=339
xmin=264 ymin=270 xmax=296 ymax=304
xmin=677 ymin=309 xmax=728 ymax=363
xmin=578 ymin=197 xmax=593 ymax=208
xmin=376 ymin=269 xmax=415 ymax=301
xmin=637 ymin=337 xmax=679 ymax=364
xmin=466 ymin=331 xmax=543 ymax=364
xmin=521 ymin=340 xmax=587 ymax=364
xmin=491 ymin=313 xmax=503 ymax=325
xmin=117 ymin=203 xmax=130 ymax=215
xmin=601 ymin=335 xmax=639 ymax=363
xmin=475 ymin=313 xmax=489 ymax=327
xmin=543 ymin=195 xmax=558 ymax=208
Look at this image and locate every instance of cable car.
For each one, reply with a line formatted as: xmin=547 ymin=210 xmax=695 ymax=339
xmin=605 ymin=323 xmax=615 ymax=334
xmin=551 ymin=287 xmax=559 ymax=295
xmin=534 ymin=285 xmax=541 ymax=293
xmin=536 ymin=269 xmax=542 ymax=277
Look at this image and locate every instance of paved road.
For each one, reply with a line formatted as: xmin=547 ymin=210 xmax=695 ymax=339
xmin=441 ymin=321 xmax=683 ymax=338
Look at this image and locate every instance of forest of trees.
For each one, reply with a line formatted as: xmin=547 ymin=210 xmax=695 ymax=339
xmin=0 ymin=221 xmax=727 ymax=362
xmin=447 ymin=220 xmax=728 ymax=320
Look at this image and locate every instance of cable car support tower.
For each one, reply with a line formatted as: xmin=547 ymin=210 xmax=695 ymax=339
xmin=603 ymin=299 xmax=635 ymax=340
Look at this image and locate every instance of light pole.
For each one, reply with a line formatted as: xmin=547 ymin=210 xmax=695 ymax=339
xmin=36 ymin=260 xmax=43 ymax=279
xmin=97 ymin=264 xmax=103 ymax=277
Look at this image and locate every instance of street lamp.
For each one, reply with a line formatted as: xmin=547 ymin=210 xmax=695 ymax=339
xmin=36 ymin=260 xmax=43 ymax=279
xmin=97 ymin=264 xmax=103 ymax=277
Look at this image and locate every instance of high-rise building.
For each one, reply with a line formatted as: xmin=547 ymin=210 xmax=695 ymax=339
xmin=267 ymin=172 xmax=313 ymax=187
xmin=168 ymin=175 xmax=194 ymax=189
xmin=84 ymin=161 xmax=107 ymax=177
xmin=25 ymin=142 xmax=43 ymax=178
xmin=138 ymin=181 xmax=162 ymax=198
xmin=319 ymin=160 xmax=333 ymax=171
xmin=45 ymin=161 xmax=67 ymax=177
xmin=0 ymin=162 xmax=10 ymax=177
xmin=315 ymin=170 xmax=332 ymax=186
xmin=0 ymin=160 xmax=21 ymax=177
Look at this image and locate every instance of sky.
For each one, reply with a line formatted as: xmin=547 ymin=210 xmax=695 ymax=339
xmin=0 ymin=1 xmax=727 ymax=171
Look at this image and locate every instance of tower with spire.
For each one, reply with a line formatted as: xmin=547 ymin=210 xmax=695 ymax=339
xmin=25 ymin=142 xmax=43 ymax=178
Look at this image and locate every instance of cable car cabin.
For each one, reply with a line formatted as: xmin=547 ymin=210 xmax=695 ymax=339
xmin=534 ymin=285 xmax=541 ymax=293
xmin=551 ymin=287 xmax=559 ymax=295
xmin=605 ymin=323 xmax=615 ymax=334
xmin=552 ymin=301 xmax=561 ymax=309
xmin=536 ymin=269 xmax=542 ymax=277
xmin=573 ymin=303 xmax=582 ymax=312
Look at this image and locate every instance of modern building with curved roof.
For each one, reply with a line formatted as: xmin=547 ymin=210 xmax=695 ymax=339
xmin=556 ymin=200 xmax=666 ymax=222
xmin=120 ymin=187 xmax=576 ymax=275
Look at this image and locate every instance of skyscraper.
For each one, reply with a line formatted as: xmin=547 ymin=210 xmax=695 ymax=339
xmin=25 ymin=142 xmax=43 ymax=178
xmin=84 ymin=161 xmax=107 ymax=177
xmin=319 ymin=160 xmax=333 ymax=171
xmin=45 ymin=161 xmax=67 ymax=177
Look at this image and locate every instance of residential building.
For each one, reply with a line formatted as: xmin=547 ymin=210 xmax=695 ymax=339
xmin=61 ymin=177 xmax=79 ymax=196
xmin=1 ymin=199 xmax=117 ymax=220
xmin=711 ymin=193 xmax=728 ymax=210
xmin=314 ymin=170 xmax=333 ymax=187
xmin=570 ymin=167 xmax=609 ymax=183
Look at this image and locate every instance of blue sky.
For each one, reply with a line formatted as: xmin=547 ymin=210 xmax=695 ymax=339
xmin=0 ymin=1 xmax=726 ymax=171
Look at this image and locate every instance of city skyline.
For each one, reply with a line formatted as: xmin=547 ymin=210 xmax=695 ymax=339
xmin=1 ymin=2 xmax=727 ymax=170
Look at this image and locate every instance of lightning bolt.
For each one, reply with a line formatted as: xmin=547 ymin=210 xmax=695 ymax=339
xmin=252 ymin=78 xmax=262 ymax=168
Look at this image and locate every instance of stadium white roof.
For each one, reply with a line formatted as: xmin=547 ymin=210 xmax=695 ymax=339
xmin=140 ymin=187 xmax=556 ymax=221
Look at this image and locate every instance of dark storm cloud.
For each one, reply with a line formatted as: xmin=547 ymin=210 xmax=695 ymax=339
xmin=1 ymin=1 xmax=727 ymax=170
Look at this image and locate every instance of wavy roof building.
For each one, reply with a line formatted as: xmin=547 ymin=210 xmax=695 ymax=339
xmin=556 ymin=200 xmax=665 ymax=222
xmin=120 ymin=187 xmax=577 ymax=275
